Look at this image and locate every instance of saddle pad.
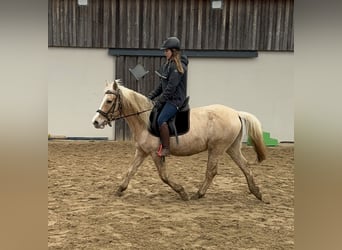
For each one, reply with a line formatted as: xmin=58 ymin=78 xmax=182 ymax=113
xmin=148 ymin=108 xmax=190 ymax=137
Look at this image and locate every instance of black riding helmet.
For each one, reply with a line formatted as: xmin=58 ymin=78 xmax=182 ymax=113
xmin=160 ymin=36 xmax=180 ymax=50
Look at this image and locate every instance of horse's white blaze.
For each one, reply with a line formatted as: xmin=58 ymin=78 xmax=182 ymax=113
xmin=92 ymin=88 xmax=116 ymax=129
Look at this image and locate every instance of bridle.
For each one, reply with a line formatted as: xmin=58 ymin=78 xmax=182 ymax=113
xmin=96 ymin=89 xmax=122 ymax=127
xmin=96 ymin=89 xmax=152 ymax=127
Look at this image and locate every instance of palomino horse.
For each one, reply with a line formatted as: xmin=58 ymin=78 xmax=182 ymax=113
xmin=92 ymin=80 xmax=267 ymax=201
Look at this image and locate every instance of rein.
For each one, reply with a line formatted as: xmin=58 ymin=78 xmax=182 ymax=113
xmin=113 ymin=109 xmax=152 ymax=121
xmin=96 ymin=89 xmax=152 ymax=126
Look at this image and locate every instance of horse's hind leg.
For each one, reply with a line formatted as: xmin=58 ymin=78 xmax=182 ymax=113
xmin=191 ymin=148 xmax=221 ymax=200
xmin=227 ymin=140 xmax=263 ymax=201
xmin=116 ymin=148 xmax=148 ymax=196
xmin=151 ymin=153 xmax=189 ymax=201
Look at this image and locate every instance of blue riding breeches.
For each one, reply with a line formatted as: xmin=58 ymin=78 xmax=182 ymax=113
xmin=157 ymin=102 xmax=178 ymax=127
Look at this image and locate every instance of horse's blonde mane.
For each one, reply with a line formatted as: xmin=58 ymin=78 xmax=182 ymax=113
xmin=107 ymin=80 xmax=152 ymax=128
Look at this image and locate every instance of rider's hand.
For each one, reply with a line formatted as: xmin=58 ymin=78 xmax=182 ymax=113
xmin=147 ymin=94 xmax=154 ymax=101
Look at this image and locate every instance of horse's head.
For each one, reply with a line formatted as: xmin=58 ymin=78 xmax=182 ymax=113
xmin=92 ymin=80 xmax=122 ymax=129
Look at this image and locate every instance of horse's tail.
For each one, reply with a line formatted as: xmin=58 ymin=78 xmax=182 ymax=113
xmin=238 ymin=111 xmax=266 ymax=163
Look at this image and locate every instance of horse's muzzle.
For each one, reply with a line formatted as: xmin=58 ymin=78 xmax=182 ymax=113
xmin=93 ymin=120 xmax=105 ymax=129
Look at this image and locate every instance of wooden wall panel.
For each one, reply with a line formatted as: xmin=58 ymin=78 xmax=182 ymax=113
xmin=113 ymin=55 xmax=165 ymax=140
xmin=48 ymin=0 xmax=294 ymax=51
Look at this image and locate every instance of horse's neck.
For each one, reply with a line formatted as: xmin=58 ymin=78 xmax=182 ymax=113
xmin=121 ymin=91 xmax=150 ymax=138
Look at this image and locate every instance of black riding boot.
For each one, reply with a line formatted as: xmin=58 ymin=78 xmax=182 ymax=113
xmin=158 ymin=122 xmax=170 ymax=157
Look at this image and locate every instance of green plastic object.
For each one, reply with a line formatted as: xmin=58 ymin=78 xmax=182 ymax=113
xmin=247 ymin=131 xmax=278 ymax=147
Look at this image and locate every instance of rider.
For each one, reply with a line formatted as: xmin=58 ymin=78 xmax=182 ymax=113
xmin=147 ymin=36 xmax=189 ymax=157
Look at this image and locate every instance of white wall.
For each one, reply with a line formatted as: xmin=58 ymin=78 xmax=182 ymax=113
xmin=48 ymin=48 xmax=115 ymax=139
xmin=187 ymin=52 xmax=294 ymax=142
xmin=48 ymin=48 xmax=293 ymax=142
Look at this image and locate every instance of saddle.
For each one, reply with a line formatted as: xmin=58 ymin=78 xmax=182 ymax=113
xmin=148 ymin=97 xmax=190 ymax=144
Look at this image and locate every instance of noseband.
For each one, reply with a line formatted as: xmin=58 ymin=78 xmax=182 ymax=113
xmin=96 ymin=89 xmax=122 ymax=127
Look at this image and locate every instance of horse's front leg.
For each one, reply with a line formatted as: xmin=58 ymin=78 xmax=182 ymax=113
xmin=151 ymin=153 xmax=189 ymax=201
xmin=116 ymin=148 xmax=147 ymax=196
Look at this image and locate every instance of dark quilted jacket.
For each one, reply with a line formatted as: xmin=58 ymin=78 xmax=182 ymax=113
xmin=148 ymin=55 xmax=188 ymax=108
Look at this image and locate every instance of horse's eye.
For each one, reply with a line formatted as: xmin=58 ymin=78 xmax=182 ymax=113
xmin=106 ymin=100 xmax=113 ymax=104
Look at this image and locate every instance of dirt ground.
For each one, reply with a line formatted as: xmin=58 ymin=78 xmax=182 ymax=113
xmin=48 ymin=140 xmax=294 ymax=250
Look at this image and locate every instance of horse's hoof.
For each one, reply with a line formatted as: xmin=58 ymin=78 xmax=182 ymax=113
xmin=249 ymin=186 xmax=263 ymax=201
xmin=180 ymin=192 xmax=189 ymax=201
xmin=191 ymin=192 xmax=204 ymax=200
xmin=251 ymin=190 xmax=263 ymax=201
xmin=116 ymin=188 xmax=125 ymax=197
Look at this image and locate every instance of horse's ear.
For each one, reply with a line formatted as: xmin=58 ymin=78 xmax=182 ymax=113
xmin=113 ymin=80 xmax=118 ymax=90
xmin=113 ymin=79 xmax=122 ymax=90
